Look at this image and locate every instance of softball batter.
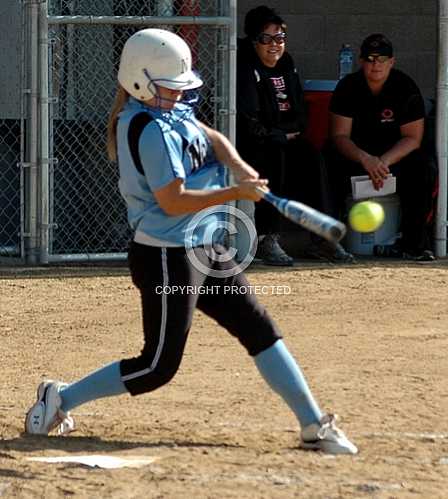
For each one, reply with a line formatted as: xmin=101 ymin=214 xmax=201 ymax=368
xmin=25 ymin=29 xmax=357 ymax=455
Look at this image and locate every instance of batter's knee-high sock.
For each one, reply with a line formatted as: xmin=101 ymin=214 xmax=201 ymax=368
xmin=59 ymin=361 xmax=127 ymax=412
xmin=254 ymin=339 xmax=322 ymax=428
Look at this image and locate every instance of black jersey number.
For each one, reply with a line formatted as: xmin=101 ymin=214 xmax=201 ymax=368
xmin=187 ymin=138 xmax=207 ymax=172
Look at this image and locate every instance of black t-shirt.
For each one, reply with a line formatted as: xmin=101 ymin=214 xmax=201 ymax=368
xmin=263 ymin=66 xmax=296 ymax=131
xmin=329 ymin=68 xmax=425 ymax=156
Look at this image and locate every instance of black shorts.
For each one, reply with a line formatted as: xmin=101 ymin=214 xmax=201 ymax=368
xmin=120 ymin=242 xmax=282 ymax=395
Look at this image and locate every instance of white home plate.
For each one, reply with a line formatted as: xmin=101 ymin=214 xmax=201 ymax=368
xmin=26 ymin=455 xmax=158 ymax=469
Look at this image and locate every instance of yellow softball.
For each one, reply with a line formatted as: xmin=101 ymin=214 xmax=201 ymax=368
xmin=349 ymin=201 xmax=385 ymax=233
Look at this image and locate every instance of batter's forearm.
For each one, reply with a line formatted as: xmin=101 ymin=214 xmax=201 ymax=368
xmin=159 ymin=186 xmax=240 ymax=216
xmin=198 ymin=122 xmax=259 ymax=180
xmin=199 ymin=123 xmax=243 ymax=167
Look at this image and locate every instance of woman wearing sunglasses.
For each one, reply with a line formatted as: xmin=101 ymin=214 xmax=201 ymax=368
xmin=236 ymin=6 xmax=348 ymax=265
xmin=327 ymin=33 xmax=437 ymax=261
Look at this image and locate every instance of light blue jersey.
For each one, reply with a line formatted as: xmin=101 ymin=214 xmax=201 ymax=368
xmin=117 ymin=98 xmax=227 ymax=247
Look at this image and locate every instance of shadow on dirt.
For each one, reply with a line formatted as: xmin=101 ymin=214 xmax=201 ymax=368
xmin=0 ymin=434 xmax=243 ymax=455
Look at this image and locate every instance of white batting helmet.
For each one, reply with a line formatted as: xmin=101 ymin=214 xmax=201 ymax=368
xmin=118 ymin=28 xmax=203 ymax=101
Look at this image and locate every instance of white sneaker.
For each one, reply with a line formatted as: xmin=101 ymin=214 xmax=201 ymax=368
xmin=300 ymin=414 xmax=358 ymax=455
xmin=25 ymin=380 xmax=75 ymax=435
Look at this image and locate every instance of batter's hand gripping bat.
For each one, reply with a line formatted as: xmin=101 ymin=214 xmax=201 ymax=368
xmin=255 ymin=187 xmax=346 ymax=244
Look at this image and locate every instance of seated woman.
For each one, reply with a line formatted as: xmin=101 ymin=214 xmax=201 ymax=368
xmin=236 ymin=6 xmax=347 ymax=265
xmin=326 ymin=33 xmax=437 ymax=261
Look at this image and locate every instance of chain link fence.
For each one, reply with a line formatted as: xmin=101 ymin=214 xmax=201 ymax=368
xmin=48 ymin=0 xmax=221 ymax=17
xmin=49 ymin=24 xmax=227 ymax=257
xmin=0 ymin=121 xmax=22 ymax=259
xmin=3 ymin=0 xmax=235 ymax=263
xmin=47 ymin=0 xmax=234 ymax=261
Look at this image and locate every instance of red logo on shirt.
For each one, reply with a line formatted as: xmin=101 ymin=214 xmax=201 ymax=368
xmin=381 ymin=108 xmax=394 ymax=123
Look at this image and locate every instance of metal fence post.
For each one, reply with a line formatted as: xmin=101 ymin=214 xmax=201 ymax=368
xmin=436 ymin=0 xmax=448 ymax=257
xmin=38 ymin=0 xmax=50 ymax=263
xmin=228 ymin=0 xmax=237 ymax=146
xmin=24 ymin=0 xmax=40 ymax=264
xmin=19 ymin=1 xmax=27 ymax=261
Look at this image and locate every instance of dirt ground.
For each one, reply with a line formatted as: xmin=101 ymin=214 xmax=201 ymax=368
xmin=1 ymin=259 xmax=448 ymax=498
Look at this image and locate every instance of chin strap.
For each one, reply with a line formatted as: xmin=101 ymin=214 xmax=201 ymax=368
xmin=143 ymin=68 xmax=200 ymax=106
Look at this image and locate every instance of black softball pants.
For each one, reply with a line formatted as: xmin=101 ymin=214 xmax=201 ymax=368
xmin=120 ymin=242 xmax=282 ymax=396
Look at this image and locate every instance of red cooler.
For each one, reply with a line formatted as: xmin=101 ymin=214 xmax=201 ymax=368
xmin=303 ymin=80 xmax=338 ymax=150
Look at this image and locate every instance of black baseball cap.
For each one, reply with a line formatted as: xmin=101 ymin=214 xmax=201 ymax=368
xmin=360 ymin=33 xmax=393 ymax=58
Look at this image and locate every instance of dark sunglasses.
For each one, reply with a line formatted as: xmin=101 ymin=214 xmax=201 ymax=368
xmin=364 ymin=54 xmax=390 ymax=63
xmin=256 ymin=32 xmax=287 ymax=45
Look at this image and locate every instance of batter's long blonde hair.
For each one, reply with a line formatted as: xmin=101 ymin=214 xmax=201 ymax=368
xmin=107 ymin=85 xmax=130 ymax=162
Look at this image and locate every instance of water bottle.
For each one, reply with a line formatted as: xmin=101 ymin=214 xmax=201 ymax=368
xmin=338 ymin=44 xmax=354 ymax=80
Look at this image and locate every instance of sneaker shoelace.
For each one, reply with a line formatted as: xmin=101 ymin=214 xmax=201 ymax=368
xmin=56 ymin=410 xmax=75 ymax=435
xmin=316 ymin=414 xmax=342 ymax=440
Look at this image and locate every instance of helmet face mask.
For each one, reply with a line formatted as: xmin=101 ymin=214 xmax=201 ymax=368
xmin=118 ymin=28 xmax=203 ymax=102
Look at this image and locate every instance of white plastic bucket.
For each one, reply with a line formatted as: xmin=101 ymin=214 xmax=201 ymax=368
xmin=344 ymin=194 xmax=401 ymax=255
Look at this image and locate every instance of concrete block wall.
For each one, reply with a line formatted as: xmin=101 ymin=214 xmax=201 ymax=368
xmin=237 ymin=0 xmax=438 ymax=98
xmin=0 ymin=0 xmax=22 ymax=118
